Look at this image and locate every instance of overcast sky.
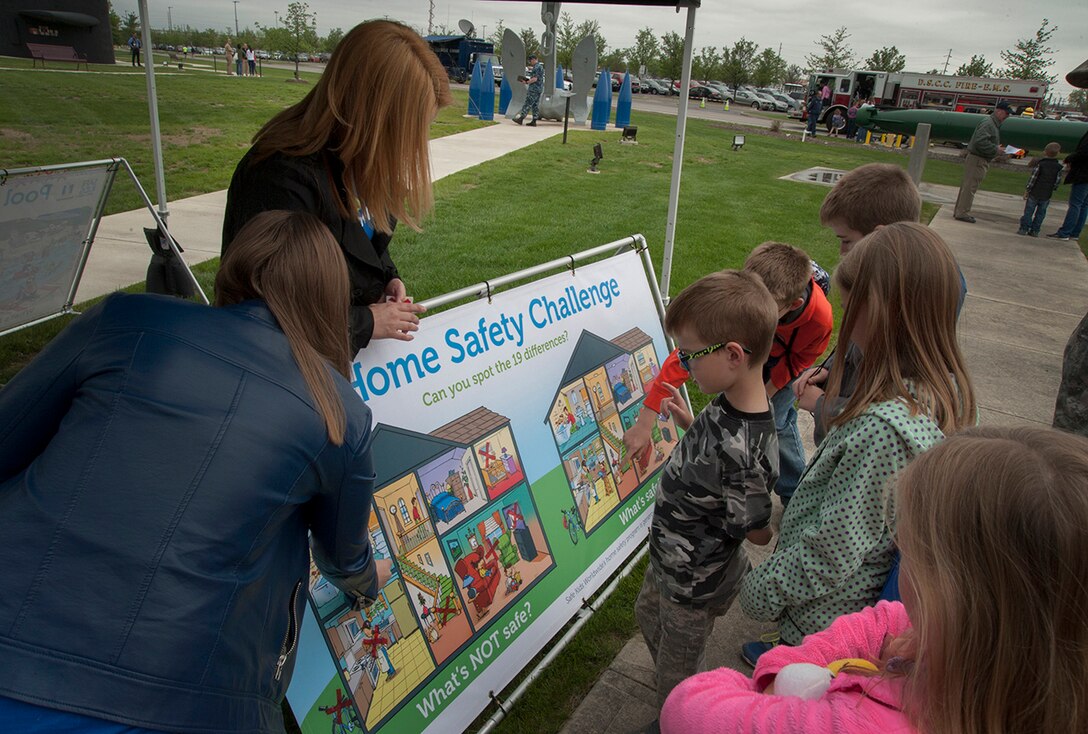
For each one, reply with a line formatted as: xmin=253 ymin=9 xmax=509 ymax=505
xmin=118 ymin=0 xmax=1087 ymax=98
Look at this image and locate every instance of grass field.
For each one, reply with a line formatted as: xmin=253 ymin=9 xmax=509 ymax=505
xmin=0 ymin=56 xmax=1051 ymax=733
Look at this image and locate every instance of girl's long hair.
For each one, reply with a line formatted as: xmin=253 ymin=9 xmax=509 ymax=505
xmin=896 ymin=426 xmax=1088 ymax=734
xmin=215 ymin=210 xmax=351 ymax=445
xmin=826 ymin=222 xmax=975 ymax=433
xmin=250 ymin=20 xmax=453 ymax=233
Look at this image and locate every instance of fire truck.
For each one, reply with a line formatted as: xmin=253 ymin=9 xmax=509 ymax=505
xmin=797 ymin=69 xmax=1048 ymax=129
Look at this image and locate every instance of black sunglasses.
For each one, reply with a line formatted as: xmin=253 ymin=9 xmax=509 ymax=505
xmin=677 ymin=342 xmax=751 ymax=370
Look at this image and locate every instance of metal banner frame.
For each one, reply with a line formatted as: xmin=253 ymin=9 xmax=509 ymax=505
xmin=0 ymin=157 xmax=208 ymax=338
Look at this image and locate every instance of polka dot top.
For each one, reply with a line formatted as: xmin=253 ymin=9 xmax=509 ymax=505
xmin=739 ymin=397 xmax=945 ymax=645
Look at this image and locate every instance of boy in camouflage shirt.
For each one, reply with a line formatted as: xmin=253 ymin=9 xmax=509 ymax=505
xmin=635 ymin=270 xmax=780 ymax=717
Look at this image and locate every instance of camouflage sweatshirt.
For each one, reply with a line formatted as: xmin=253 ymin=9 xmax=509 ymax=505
xmin=649 ymin=395 xmax=777 ymax=607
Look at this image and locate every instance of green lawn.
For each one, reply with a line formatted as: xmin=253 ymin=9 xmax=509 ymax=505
xmin=0 ymin=59 xmax=1046 ymax=733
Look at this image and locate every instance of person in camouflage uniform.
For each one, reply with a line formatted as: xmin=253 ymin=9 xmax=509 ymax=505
xmin=513 ymin=53 xmax=545 ymax=126
xmin=635 ymin=270 xmax=779 ymax=717
xmin=1054 ymin=310 xmax=1088 ymax=437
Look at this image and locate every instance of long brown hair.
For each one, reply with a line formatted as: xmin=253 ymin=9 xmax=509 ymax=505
xmin=896 ymin=426 xmax=1088 ymax=734
xmin=826 ymin=223 xmax=975 ymax=432
xmin=250 ymin=20 xmax=453 ymax=232
xmin=215 ymin=210 xmax=351 ymax=444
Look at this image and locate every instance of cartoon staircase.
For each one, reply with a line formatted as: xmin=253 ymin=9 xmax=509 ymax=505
xmin=399 ymin=555 xmax=442 ymax=597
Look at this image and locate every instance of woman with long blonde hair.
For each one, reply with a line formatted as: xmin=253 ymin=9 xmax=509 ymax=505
xmin=663 ymin=426 xmax=1088 ymax=734
xmin=738 ymin=222 xmax=976 ymax=651
xmin=0 ymin=210 xmax=388 ymax=733
xmin=223 ymin=20 xmax=454 ymax=352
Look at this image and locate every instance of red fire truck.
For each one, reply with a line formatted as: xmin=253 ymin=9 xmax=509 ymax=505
xmin=797 ymin=69 xmax=1048 ymax=129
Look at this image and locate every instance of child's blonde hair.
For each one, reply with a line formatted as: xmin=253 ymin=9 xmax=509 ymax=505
xmin=826 ymin=222 xmax=975 ymax=433
xmin=896 ymin=426 xmax=1088 ymax=734
xmin=819 ymin=163 xmax=922 ymax=235
xmin=665 ymin=270 xmax=778 ymax=364
xmin=1044 ymin=141 xmax=1061 ymax=157
xmin=743 ymin=242 xmax=813 ymax=308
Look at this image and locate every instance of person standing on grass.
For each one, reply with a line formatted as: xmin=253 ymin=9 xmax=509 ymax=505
xmin=224 ymin=37 xmax=235 ymax=76
xmin=223 ymin=20 xmax=452 ymax=353
xmin=246 ymin=44 xmax=256 ymax=76
xmin=235 ymin=41 xmax=245 ymax=76
xmin=127 ymin=32 xmax=141 ymax=67
xmin=0 ymin=210 xmax=389 ymax=733
xmin=953 ymin=100 xmax=1011 ymax=223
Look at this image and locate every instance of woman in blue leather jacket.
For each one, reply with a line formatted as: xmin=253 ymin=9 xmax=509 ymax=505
xmin=0 ymin=210 xmax=387 ymax=733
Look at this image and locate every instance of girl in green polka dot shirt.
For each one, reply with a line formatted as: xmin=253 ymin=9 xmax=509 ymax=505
xmin=740 ymin=223 xmax=977 ymax=645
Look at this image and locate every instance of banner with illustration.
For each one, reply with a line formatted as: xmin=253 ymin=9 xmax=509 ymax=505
xmin=0 ymin=164 xmax=112 ymax=334
xmin=288 ymin=249 xmax=678 ymax=733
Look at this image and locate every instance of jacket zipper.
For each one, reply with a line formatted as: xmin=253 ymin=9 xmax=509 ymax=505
xmin=274 ymin=580 xmax=303 ymax=682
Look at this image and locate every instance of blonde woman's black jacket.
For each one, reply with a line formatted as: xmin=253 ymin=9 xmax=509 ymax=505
xmin=0 ymin=293 xmax=379 ymax=732
xmin=223 ymin=148 xmax=399 ymax=352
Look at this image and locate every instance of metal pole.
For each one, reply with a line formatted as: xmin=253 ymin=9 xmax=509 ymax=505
xmin=233 ymin=0 xmax=240 ymax=36
xmin=907 ymin=122 xmax=931 ymax=185
xmin=138 ymin=0 xmax=168 ymax=224
xmin=658 ymin=4 xmax=697 ymax=301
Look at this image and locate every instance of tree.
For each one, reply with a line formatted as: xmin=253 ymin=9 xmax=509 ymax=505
xmin=555 ymin=12 xmax=578 ymax=70
xmin=108 ymin=2 xmax=124 ymax=45
xmin=658 ymin=31 xmax=684 ymax=85
xmin=576 ymin=20 xmax=606 ymax=60
xmin=752 ymin=47 xmax=787 ymax=87
xmin=518 ymin=27 xmax=539 ymax=56
xmin=1001 ymin=18 xmax=1058 ymax=84
xmin=956 ymin=54 xmax=994 ymax=77
xmin=721 ymin=37 xmax=758 ymax=91
xmin=1070 ymin=89 xmax=1088 ymax=115
xmin=323 ymin=27 xmax=343 ymax=53
xmin=122 ymin=11 xmax=139 ymax=40
xmin=599 ymin=49 xmax=628 ymax=72
xmin=487 ymin=20 xmax=506 ymax=57
xmin=629 ymin=27 xmax=659 ymax=77
xmin=785 ymin=63 xmax=804 ymax=83
xmin=864 ymin=46 xmax=906 ymax=72
xmin=263 ymin=2 xmax=317 ymax=80
xmin=805 ymin=26 xmax=854 ymax=72
xmin=694 ymin=46 xmax=721 ymax=80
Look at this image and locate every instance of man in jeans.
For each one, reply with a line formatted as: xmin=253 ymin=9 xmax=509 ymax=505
xmin=954 ymin=100 xmax=1011 ymax=223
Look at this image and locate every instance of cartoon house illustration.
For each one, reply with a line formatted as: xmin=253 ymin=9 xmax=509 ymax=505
xmin=307 ymin=415 xmax=554 ymax=728
xmin=545 ymin=329 xmax=679 ymax=534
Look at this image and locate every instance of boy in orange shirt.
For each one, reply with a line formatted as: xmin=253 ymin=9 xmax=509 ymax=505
xmin=625 ymin=243 xmax=833 ymax=505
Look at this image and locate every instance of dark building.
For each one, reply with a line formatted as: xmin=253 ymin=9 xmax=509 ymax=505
xmin=1 ymin=0 xmax=115 ymax=65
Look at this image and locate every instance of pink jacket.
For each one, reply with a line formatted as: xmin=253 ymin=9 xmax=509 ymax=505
xmin=661 ymin=602 xmax=916 ymax=734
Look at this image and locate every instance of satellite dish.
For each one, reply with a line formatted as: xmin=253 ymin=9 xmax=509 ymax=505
xmin=458 ymin=19 xmax=476 ymax=38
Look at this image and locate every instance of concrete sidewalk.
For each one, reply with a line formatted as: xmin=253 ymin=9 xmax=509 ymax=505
xmin=78 ymin=119 xmax=560 ymax=302
xmin=559 ymin=187 xmax=1088 ymax=734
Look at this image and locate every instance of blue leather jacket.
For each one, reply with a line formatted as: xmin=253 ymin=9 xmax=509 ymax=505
xmin=0 ymin=294 xmax=378 ymax=733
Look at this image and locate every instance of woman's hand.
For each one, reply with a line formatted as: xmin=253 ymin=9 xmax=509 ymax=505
xmin=384 ymin=278 xmax=408 ymax=303
xmin=660 ymin=383 xmax=694 ymax=430
xmin=369 ymin=300 xmax=426 ymax=341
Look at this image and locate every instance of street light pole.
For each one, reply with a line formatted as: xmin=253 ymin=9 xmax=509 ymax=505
xmin=233 ymin=1 xmax=240 ymax=36
xmin=167 ymin=6 xmax=172 ymax=31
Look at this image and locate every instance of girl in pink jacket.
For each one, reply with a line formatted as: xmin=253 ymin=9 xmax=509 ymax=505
xmin=662 ymin=426 xmax=1088 ymax=734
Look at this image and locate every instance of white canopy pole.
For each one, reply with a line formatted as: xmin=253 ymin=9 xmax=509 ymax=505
xmin=658 ymin=4 xmax=697 ymax=301
xmin=138 ymin=0 xmax=169 ymax=224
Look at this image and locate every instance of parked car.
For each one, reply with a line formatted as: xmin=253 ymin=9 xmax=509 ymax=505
xmin=688 ymin=84 xmax=724 ymax=102
xmin=764 ymin=90 xmax=801 ymax=112
xmin=641 ymin=77 xmax=669 ymax=94
xmin=732 ymin=88 xmax=767 ymax=108
xmin=707 ymin=83 xmax=735 ymax=102
xmin=610 ymin=71 xmax=639 ymax=92
xmin=754 ymin=91 xmax=786 ymax=112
